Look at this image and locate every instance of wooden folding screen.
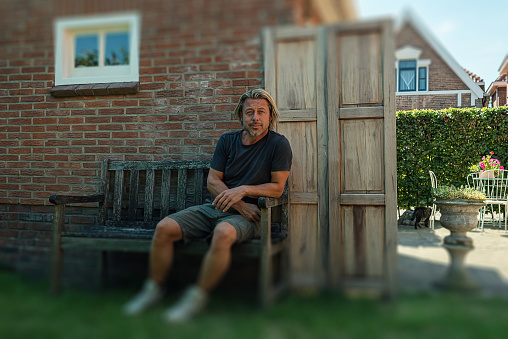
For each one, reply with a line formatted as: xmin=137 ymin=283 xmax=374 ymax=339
xmin=263 ymin=19 xmax=397 ymax=296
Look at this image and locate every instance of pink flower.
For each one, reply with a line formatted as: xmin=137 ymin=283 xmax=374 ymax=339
xmin=480 ymin=162 xmax=486 ymax=170
xmin=501 ymin=166 xmax=505 ymax=170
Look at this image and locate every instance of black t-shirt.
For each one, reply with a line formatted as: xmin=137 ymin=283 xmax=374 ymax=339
xmin=210 ymin=130 xmax=292 ymax=204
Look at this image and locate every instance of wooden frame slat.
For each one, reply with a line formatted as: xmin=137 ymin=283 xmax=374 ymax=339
xmin=108 ymin=160 xmax=209 ymax=171
xmin=113 ymin=170 xmax=124 ymax=222
xmin=278 ymin=109 xmax=317 ymax=121
xmin=340 ymin=194 xmax=385 ymax=205
xmin=128 ymin=169 xmax=139 ymax=221
xmin=194 ymin=168 xmax=203 ymax=205
xmin=339 ymin=106 xmax=384 ymax=119
xmin=381 ymin=19 xmax=398 ymax=298
xmin=160 ymin=169 xmax=171 ymax=218
xmin=177 ymin=169 xmax=187 ymax=211
xmin=98 ymin=159 xmax=110 ymax=224
xmin=144 ymin=169 xmax=155 ymax=222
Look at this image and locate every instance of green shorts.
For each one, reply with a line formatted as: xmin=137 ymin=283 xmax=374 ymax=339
xmin=168 ymin=203 xmax=258 ymax=244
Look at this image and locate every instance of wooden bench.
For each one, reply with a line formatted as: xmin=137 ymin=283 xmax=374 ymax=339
xmin=49 ymin=159 xmax=289 ymax=307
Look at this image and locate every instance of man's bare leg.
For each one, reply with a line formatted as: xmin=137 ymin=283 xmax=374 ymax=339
xmin=124 ymin=217 xmax=183 ymax=315
xmin=149 ymin=217 xmax=184 ymax=284
xmin=164 ymin=222 xmax=237 ymax=322
xmin=196 ymin=222 xmax=237 ymax=291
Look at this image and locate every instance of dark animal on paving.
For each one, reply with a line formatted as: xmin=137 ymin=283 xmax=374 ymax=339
xmin=411 ymin=207 xmax=432 ymax=229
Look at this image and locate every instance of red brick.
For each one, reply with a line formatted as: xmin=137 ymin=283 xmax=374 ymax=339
xmin=140 ymin=67 xmax=168 ymax=75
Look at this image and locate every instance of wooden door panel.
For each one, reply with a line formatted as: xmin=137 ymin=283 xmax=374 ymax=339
xmin=289 ymin=204 xmax=319 ymax=287
xmin=340 ymin=119 xmax=384 ymax=193
xmin=337 ymin=31 xmax=382 ymax=106
xmin=276 ymin=40 xmax=317 ymax=110
xmin=342 ymin=206 xmax=384 ymax=277
xmin=264 ymin=27 xmax=327 ymax=290
xmin=278 ymin=121 xmax=317 ymax=193
xmin=327 ymin=21 xmax=396 ymax=295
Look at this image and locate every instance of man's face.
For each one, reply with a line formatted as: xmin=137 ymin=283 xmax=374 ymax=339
xmin=242 ymin=98 xmax=272 ymax=137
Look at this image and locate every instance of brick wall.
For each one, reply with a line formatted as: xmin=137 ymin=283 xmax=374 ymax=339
xmin=0 ymin=0 xmax=295 ymax=281
xmin=461 ymin=92 xmax=471 ymax=107
xmin=396 ymin=94 xmax=458 ymax=111
xmin=396 ymin=22 xmax=471 ymax=110
xmin=499 ymin=87 xmax=507 ymax=106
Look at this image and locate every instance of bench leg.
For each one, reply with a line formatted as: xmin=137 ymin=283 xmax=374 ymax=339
xmin=95 ymin=251 xmax=106 ymax=290
xmin=259 ymin=207 xmax=273 ymax=308
xmin=50 ymin=204 xmax=65 ymax=295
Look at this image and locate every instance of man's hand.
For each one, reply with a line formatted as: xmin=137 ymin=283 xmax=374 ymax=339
xmin=234 ymin=201 xmax=261 ymax=222
xmin=212 ymin=186 xmax=247 ymax=212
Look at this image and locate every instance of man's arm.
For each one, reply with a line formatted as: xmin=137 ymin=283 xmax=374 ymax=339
xmin=207 ymin=168 xmax=289 ymax=217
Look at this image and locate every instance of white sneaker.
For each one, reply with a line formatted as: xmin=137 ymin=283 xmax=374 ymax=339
xmin=164 ymin=285 xmax=208 ymax=323
xmin=123 ymin=280 xmax=164 ymax=315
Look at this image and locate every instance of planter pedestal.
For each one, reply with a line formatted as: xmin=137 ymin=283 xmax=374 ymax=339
xmin=436 ymin=242 xmax=480 ymax=292
xmin=434 ymin=199 xmax=486 ymax=292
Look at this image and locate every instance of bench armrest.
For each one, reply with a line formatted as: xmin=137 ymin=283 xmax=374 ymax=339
xmin=49 ymin=193 xmax=105 ymax=205
xmin=257 ymin=194 xmax=288 ymax=209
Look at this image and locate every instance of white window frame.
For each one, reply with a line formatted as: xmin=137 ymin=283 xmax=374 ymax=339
xmin=54 ymin=12 xmax=140 ymax=86
xmin=395 ymin=46 xmax=431 ymax=94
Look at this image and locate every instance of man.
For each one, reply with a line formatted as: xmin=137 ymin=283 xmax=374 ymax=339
xmin=124 ymin=88 xmax=292 ymax=322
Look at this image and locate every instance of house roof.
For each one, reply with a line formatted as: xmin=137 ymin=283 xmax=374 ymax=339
xmin=498 ymin=55 xmax=508 ymax=74
xmin=487 ymin=74 xmax=508 ymax=95
xmin=395 ymin=10 xmax=484 ymax=99
xmin=464 ymin=69 xmax=484 ymax=84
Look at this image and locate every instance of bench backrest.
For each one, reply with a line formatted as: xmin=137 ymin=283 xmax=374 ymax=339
xmin=98 ymin=159 xmax=212 ymax=228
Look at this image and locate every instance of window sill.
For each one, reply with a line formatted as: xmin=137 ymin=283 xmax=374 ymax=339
xmin=50 ymin=81 xmax=139 ymax=98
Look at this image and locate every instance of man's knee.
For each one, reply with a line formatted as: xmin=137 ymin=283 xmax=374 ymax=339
xmin=210 ymin=222 xmax=237 ymax=249
xmin=153 ymin=217 xmax=183 ymax=243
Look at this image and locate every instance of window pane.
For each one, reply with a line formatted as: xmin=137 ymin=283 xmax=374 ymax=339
xmin=75 ymin=35 xmax=98 ymax=67
xmin=105 ymin=32 xmax=130 ymax=66
xmin=399 ymin=69 xmax=416 ymax=91
xmin=399 ymin=60 xmax=416 ymax=68
xmin=418 ymin=67 xmax=427 ymax=91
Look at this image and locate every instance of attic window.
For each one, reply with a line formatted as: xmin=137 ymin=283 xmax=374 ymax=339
xmin=398 ymin=60 xmax=417 ymax=91
xmin=395 ymin=46 xmax=430 ymax=93
xmin=54 ymin=13 xmax=140 ymax=86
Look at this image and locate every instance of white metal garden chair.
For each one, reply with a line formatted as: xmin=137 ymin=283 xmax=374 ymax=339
xmin=429 ymin=170 xmax=438 ymax=230
xmin=467 ymin=171 xmax=483 ymax=230
xmin=478 ymin=169 xmax=508 ymax=232
xmin=467 ymin=172 xmax=480 ymax=189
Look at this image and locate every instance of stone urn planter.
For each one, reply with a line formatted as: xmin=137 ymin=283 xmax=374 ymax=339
xmin=434 ymin=199 xmax=486 ymax=292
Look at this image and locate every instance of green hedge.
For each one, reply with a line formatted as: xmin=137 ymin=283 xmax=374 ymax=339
xmin=396 ymin=107 xmax=508 ymax=209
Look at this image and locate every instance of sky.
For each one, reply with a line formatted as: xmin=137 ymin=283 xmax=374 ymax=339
xmin=357 ymin=0 xmax=508 ymax=87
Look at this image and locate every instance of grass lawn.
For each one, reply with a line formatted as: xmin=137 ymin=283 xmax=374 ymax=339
xmin=1 ymin=269 xmax=507 ymax=339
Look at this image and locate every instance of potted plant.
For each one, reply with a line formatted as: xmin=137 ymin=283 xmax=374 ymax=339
xmin=469 ymin=151 xmax=504 ymax=178
xmin=432 ymin=185 xmax=486 ymax=291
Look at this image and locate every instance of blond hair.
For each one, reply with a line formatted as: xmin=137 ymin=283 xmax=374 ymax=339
xmin=233 ymin=88 xmax=279 ymax=130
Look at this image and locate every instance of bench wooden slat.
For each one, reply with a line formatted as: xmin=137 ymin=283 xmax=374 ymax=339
xmin=144 ymin=169 xmax=155 ymax=222
xmin=160 ymin=169 xmax=171 ymax=218
xmin=99 ymin=159 xmax=110 ymax=225
xmin=194 ymin=168 xmax=203 ymax=205
xmin=108 ymin=160 xmax=210 ymax=171
xmin=128 ymin=169 xmax=139 ymax=221
xmin=113 ymin=170 xmax=124 ymax=222
xmin=177 ymin=169 xmax=187 ymax=211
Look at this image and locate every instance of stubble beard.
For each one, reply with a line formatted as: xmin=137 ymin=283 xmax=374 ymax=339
xmin=246 ymin=124 xmax=267 ymax=137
